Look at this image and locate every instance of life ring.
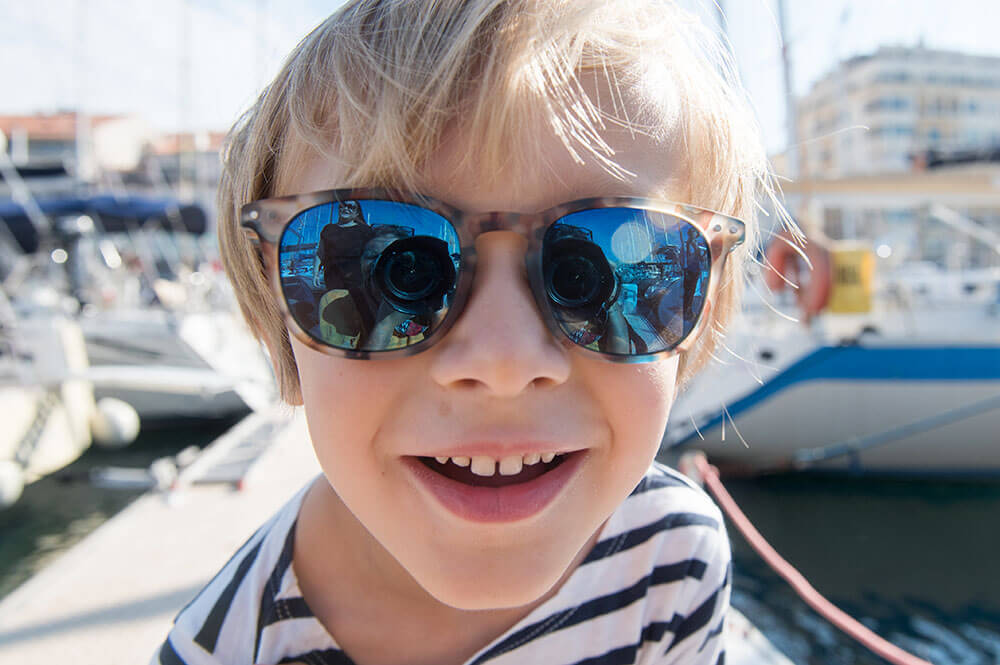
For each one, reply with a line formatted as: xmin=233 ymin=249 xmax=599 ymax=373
xmin=764 ymin=231 xmax=832 ymax=323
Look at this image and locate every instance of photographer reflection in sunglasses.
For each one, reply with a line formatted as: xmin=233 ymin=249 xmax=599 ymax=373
xmin=314 ymin=200 xmax=376 ymax=347
xmin=157 ymin=2 xmax=794 ymax=664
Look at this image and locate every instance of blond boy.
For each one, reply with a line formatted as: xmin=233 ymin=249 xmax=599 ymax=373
xmin=154 ymin=1 xmax=784 ymax=663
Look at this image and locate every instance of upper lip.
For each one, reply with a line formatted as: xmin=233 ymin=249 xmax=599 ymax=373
xmin=408 ymin=440 xmax=588 ymax=459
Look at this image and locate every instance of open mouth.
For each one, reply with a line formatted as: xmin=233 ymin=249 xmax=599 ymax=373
xmin=417 ymin=453 xmax=572 ymax=489
xmin=406 ymin=450 xmax=586 ymax=522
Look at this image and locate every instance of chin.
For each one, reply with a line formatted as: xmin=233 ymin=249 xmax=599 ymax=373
xmin=419 ymin=569 xmax=564 ymax=611
xmin=395 ymin=504 xmax=607 ymax=611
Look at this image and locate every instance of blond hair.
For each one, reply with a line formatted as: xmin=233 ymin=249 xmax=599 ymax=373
xmin=218 ymin=0 xmax=790 ymax=402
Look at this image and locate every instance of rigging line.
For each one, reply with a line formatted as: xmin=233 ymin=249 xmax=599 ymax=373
xmin=794 ymin=393 xmax=1000 ymax=467
xmin=723 ymin=404 xmax=750 ymax=449
xmin=795 ymin=125 xmax=871 ymax=149
xmin=688 ymin=412 xmax=705 ymax=442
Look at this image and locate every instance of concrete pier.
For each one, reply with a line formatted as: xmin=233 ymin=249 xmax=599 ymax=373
xmin=0 ymin=407 xmax=318 ymax=664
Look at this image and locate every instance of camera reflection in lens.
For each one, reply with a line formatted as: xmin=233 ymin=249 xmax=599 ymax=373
xmin=383 ymin=246 xmax=443 ymax=302
xmin=547 ymin=254 xmax=603 ymax=309
xmin=544 ymin=231 xmax=615 ymax=314
xmin=280 ymin=198 xmax=461 ymax=352
xmin=373 ymin=236 xmax=455 ymax=316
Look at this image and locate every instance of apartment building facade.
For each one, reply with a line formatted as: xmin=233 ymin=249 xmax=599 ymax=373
xmin=796 ymin=46 xmax=1000 ymax=178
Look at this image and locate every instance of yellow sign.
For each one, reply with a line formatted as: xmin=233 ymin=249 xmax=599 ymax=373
xmin=828 ymin=245 xmax=874 ymax=314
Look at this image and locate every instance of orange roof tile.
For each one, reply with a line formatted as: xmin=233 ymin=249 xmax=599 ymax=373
xmin=0 ymin=112 xmax=128 ymax=140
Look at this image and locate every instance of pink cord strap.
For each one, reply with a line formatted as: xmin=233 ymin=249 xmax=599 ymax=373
xmin=683 ymin=453 xmax=933 ymax=665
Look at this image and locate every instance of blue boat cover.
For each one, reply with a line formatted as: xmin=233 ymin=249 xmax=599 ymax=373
xmin=0 ymin=195 xmax=208 ymax=253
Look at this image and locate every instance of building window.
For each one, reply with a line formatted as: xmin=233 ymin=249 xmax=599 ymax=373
xmin=864 ymin=97 xmax=912 ymax=113
xmin=869 ymin=125 xmax=914 ymax=138
xmin=874 ymin=71 xmax=909 ymax=84
xmin=27 ymin=139 xmax=74 ymax=162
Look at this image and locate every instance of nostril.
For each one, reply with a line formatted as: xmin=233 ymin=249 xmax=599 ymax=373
xmin=530 ymin=376 xmax=562 ymax=391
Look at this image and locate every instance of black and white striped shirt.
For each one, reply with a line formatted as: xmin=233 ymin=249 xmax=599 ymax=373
xmin=153 ymin=462 xmax=731 ymax=665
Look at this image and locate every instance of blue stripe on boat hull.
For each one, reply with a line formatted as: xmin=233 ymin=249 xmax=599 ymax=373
xmin=672 ymin=345 xmax=1000 ymax=448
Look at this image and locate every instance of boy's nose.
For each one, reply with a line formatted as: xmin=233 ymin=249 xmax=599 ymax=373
xmin=428 ymin=232 xmax=571 ymax=397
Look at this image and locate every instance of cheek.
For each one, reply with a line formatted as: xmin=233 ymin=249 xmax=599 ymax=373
xmin=595 ymin=357 xmax=679 ymax=457
xmin=290 ymin=338 xmax=399 ymax=470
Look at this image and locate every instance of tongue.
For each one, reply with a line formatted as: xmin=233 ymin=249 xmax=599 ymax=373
xmin=422 ymin=456 xmax=563 ymax=488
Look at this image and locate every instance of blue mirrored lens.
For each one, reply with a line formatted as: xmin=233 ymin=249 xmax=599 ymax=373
xmin=278 ymin=200 xmax=460 ymax=351
xmin=542 ymin=208 xmax=710 ymax=355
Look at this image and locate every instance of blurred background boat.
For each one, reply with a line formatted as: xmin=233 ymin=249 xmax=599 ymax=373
xmin=665 ymin=258 xmax=1000 ymax=475
xmin=0 ymin=300 xmax=140 ymax=508
xmin=666 ymin=164 xmax=1000 ymax=477
xmin=0 ymin=132 xmax=275 ymax=507
xmin=664 ymin=39 xmax=1000 ymax=480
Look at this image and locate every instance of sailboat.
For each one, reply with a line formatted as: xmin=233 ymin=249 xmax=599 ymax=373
xmin=664 ymin=216 xmax=1000 ymax=476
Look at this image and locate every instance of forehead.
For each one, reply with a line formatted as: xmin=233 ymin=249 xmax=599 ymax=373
xmin=278 ymin=73 xmax=687 ymax=212
xmin=283 ymin=126 xmax=684 ymax=214
xmin=427 ymin=121 xmax=684 ymax=214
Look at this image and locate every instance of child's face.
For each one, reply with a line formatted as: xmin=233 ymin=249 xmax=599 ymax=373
xmin=285 ymin=114 xmax=685 ymax=610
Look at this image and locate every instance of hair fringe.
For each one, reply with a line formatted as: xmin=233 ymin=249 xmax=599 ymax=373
xmin=216 ymin=0 xmax=797 ymax=400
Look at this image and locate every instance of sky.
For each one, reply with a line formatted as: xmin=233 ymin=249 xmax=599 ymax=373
xmin=2 ymin=0 xmax=1000 ymax=153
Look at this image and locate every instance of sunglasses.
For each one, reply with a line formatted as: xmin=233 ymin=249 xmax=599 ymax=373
xmin=240 ymin=189 xmax=745 ymax=362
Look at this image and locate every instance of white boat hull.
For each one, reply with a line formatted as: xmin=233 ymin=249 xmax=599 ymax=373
xmin=80 ymin=310 xmax=275 ymax=422
xmin=0 ymin=386 xmax=90 ymax=483
xmin=94 ymin=367 xmax=250 ymax=427
xmin=0 ymin=317 xmax=106 ymax=506
xmin=669 ymin=372 xmax=1000 ymax=475
xmin=666 ymin=265 xmax=1000 ymax=476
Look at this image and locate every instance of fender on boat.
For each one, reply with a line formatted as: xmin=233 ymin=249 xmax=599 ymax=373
xmin=764 ymin=230 xmax=832 ymax=323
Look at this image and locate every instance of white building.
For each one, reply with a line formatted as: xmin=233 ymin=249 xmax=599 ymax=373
xmin=0 ymin=114 xmax=222 ymax=207
xmin=0 ymin=112 xmax=153 ymax=174
xmin=796 ymin=46 xmax=1000 ymax=178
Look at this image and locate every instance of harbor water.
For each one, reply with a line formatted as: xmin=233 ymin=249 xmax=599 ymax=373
xmin=727 ymin=474 xmax=1000 ymax=665
xmin=2 ymin=426 xmax=997 ymax=664
xmin=0 ymin=420 xmax=237 ymax=599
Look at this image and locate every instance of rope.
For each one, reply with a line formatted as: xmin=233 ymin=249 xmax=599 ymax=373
xmin=15 ymin=390 xmax=60 ymax=468
xmin=684 ymin=452 xmax=933 ymax=665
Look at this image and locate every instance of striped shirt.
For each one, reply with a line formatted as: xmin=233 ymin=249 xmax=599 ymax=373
xmin=153 ymin=462 xmax=731 ymax=665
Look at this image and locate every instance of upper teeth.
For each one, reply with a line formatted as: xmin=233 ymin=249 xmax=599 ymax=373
xmin=432 ymin=452 xmax=563 ymax=476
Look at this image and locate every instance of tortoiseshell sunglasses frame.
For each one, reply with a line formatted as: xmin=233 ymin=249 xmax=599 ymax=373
xmin=240 ymin=188 xmax=746 ymax=362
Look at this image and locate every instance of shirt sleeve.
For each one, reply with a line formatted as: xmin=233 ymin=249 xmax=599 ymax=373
xmin=657 ymin=517 xmax=732 ymax=665
xmin=149 ymin=627 xmax=227 ymax=665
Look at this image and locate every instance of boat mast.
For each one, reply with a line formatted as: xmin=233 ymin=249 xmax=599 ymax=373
xmin=776 ymin=0 xmax=800 ymax=181
xmin=75 ymin=0 xmax=94 ymax=189
xmin=177 ymin=0 xmax=194 ymax=202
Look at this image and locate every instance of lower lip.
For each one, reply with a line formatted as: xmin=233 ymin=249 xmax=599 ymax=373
xmin=403 ymin=452 xmax=586 ymax=523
